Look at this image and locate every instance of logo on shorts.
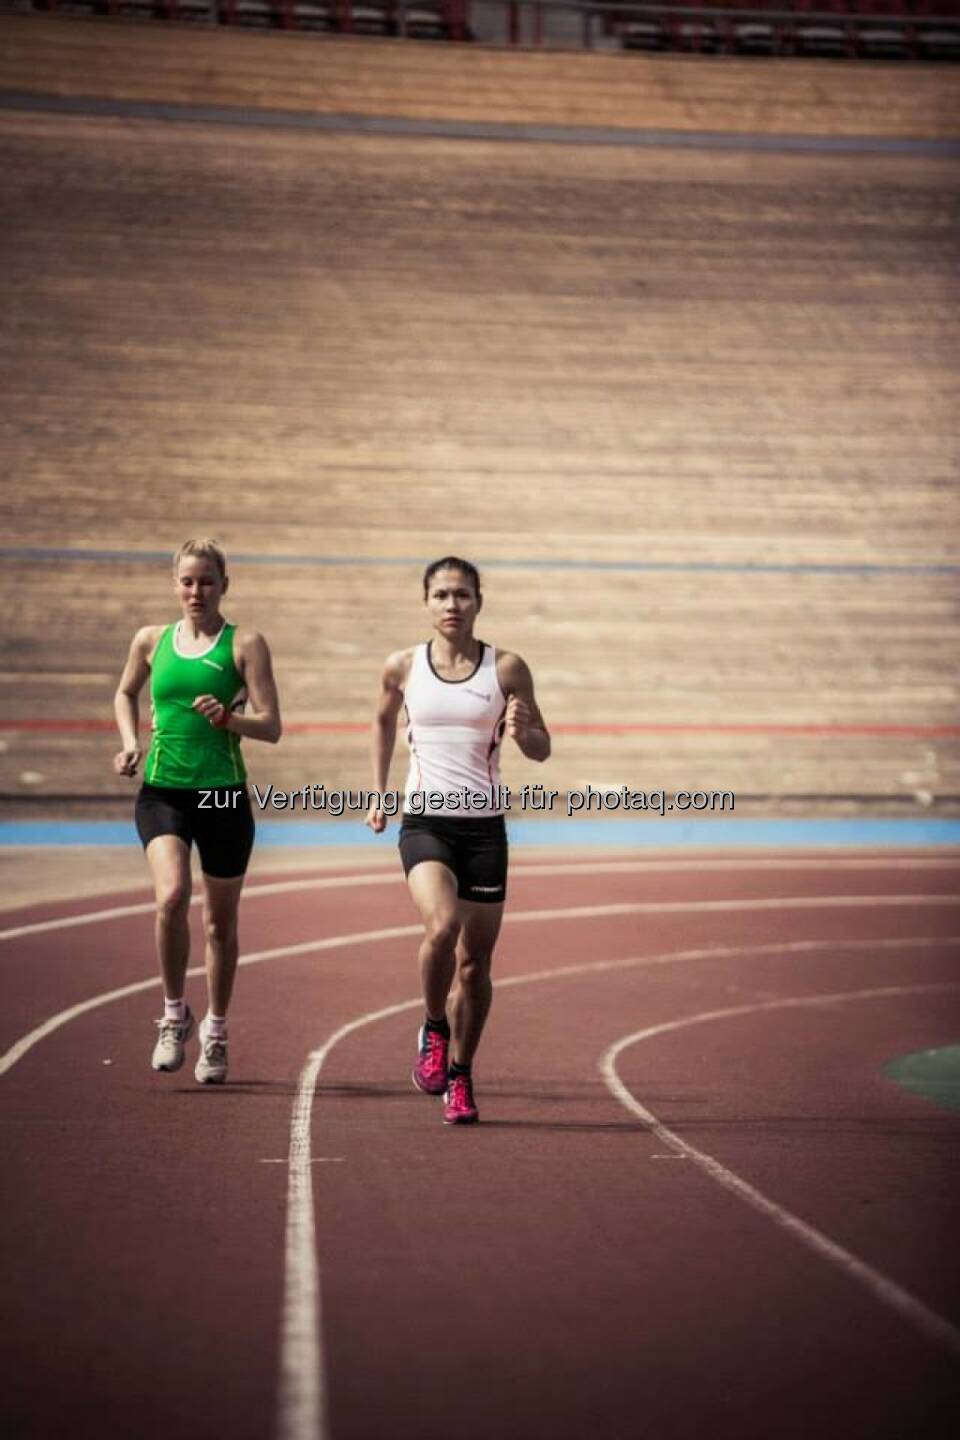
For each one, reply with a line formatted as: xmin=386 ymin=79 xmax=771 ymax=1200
xmin=471 ymin=884 xmax=503 ymax=893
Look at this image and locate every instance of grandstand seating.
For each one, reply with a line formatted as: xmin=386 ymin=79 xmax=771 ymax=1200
xmin=14 ymin=0 xmax=469 ymax=38
xmin=5 ymin=0 xmax=959 ymax=57
xmin=610 ymin=2 xmax=960 ymax=60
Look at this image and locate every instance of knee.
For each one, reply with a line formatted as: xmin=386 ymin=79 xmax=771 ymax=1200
xmin=457 ymin=952 xmax=491 ymax=990
xmin=425 ymin=914 xmax=459 ymax=952
xmin=204 ymin=912 xmax=237 ymax=947
xmin=156 ymin=882 xmax=190 ymax=920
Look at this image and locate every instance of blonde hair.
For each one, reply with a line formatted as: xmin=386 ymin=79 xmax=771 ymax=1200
xmin=173 ymin=538 xmax=227 ymax=581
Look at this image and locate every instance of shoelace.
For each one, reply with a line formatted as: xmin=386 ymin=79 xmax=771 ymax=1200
xmin=202 ymin=1038 xmax=227 ymax=1061
xmin=448 ymin=1075 xmax=473 ymax=1109
xmin=156 ymin=1018 xmax=184 ymax=1041
xmin=422 ymin=1032 xmax=447 ymax=1077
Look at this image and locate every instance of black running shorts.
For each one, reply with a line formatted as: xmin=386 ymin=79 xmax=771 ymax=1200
xmin=398 ymin=812 xmax=508 ymax=904
xmin=135 ymin=784 xmax=255 ymax=878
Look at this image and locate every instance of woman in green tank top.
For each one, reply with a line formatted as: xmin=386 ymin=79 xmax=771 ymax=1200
xmin=113 ymin=538 xmax=282 ymax=1085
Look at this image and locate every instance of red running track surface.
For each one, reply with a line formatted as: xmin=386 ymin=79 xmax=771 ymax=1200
xmin=2 ymin=853 xmax=960 ymax=1440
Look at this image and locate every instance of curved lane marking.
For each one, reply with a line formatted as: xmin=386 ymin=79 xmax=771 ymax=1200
xmin=3 ymin=857 xmax=959 ymax=943
xmin=4 ymin=898 xmax=960 ymax=1075
xmin=600 ymin=985 xmax=960 ymax=1360
xmin=0 ymin=922 xmax=420 ymax=1077
xmin=276 ymin=939 xmax=960 ymax=1440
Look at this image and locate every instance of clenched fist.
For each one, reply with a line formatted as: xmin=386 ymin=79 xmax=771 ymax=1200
xmin=113 ymin=747 xmax=142 ymax=777
xmin=193 ymin=694 xmax=231 ymax=729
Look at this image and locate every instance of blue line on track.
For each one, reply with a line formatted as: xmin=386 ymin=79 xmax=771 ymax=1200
xmin=3 ymin=547 xmax=958 ymax=578
xmin=2 ymin=819 xmax=960 ymax=847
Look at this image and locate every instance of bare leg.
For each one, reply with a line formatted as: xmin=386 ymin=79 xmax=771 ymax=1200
xmin=406 ymin=861 xmax=460 ymax=1020
xmin=200 ymin=872 xmax=245 ymax=1017
xmin=449 ymin=900 xmax=503 ymax=1066
xmin=145 ymin=835 xmax=192 ymax=999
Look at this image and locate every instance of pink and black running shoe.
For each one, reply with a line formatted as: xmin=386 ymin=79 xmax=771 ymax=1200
xmin=443 ymin=1072 xmax=479 ymax=1125
xmin=412 ymin=1024 xmax=449 ymax=1096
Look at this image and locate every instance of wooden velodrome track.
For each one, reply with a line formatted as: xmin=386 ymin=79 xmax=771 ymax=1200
xmin=1 ymin=15 xmax=960 ymax=1440
xmin=0 ymin=15 xmax=959 ymax=808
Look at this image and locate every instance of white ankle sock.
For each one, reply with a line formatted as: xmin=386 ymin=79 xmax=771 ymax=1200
xmin=205 ymin=1012 xmax=227 ymax=1038
xmin=164 ymin=998 xmax=186 ymax=1023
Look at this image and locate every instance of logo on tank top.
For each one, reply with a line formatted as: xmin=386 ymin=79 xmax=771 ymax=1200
xmin=465 ymin=688 xmax=491 ymax=701
xmin=202 ymin=658 xmax=224 ymax=671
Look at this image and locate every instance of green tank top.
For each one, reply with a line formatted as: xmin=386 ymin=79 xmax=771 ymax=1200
xmin=145 ymin=622 xmax=246 ymax=788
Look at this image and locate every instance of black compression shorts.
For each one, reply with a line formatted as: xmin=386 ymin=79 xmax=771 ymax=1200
xmin=135 ymin=784 xmax=255 ymax=878
xmin=398 ymin=812 xmax=507 ymax=904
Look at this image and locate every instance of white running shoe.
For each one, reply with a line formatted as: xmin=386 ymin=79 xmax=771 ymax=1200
xmin=151 ymin=1006 xmax=195 ymax=1072
xmin=195 ymin=1018 xmax=228 ymax=1085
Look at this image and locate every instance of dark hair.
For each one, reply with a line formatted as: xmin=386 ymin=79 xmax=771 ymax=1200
xmin=422 ymin=556 xmax=482 ymax=600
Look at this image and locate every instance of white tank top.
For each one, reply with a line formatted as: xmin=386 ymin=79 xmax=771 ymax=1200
xmin=402 ymin=642 xmax=508 ymax=818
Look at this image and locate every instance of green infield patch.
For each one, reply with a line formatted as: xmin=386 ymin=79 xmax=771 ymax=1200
xmin=884 ymin=1046 xmax=960 ymax=1115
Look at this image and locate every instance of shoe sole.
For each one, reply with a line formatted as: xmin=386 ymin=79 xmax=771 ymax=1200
xmin=151 ymin=1012 xmax=195 ymax=1072
xmin=443 ymin=1112 xmax=479 ymax=1125
xmin=412 ymin=1068 xmax=447 ymax=1096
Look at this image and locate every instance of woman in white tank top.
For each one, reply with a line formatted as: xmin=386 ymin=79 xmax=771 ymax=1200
xmin=365 ymin=556 xmax=551 ymax=1124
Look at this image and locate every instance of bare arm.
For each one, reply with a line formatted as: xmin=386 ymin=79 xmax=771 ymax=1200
xmin=112 ymin=627 xmax=160 ymax=776
xmin=365 ymin=651 xmax=409 ymax=832
xmin=497 ymin=652 xmax=551 ymax=763
xmin=193 ymin=631 xmax=282 ymax=743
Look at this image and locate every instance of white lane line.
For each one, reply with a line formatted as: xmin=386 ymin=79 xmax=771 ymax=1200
xmin=0 ymin=872 xmax=398 ymax=943
xmin=281 ymin=1041 xmax=326 ymax=1440
xmin=490 ymin=894 xmax=960 ymax=925
xmin=5 ymin=897 xmax=960 ymax=1076
xmin=600 ymin=985 xmax=960 ymax=1360
xmin=279 ymin=994 xmax=427 ymax=1440
xmin=1 ymin=897 xmax=186 ymax=943
xmin=0 ymin=923 xmax=420 ymax=1077
xmin=275 ymin=938 xmax=960 ymax=1440
xmin=3 ymin=855 xmax=959 ymax=942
